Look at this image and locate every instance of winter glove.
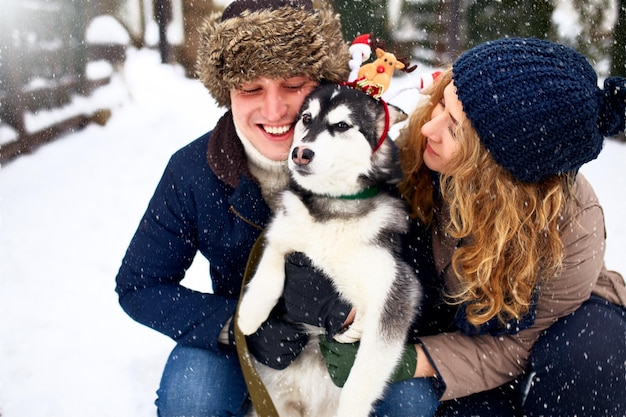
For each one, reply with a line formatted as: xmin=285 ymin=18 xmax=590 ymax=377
xmin=319 ymin=336 xmax=418 ymax=387
xmin=238 ymin=310 xmax=309 ymax=370
xmin=283 ymin=252 xmax=353 ymax=340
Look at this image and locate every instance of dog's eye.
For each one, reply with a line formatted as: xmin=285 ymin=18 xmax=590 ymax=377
xmin=333 ymin=122 xmax=351 ymax=132
xmin=302 ymin=113 xmax=312 ymax=126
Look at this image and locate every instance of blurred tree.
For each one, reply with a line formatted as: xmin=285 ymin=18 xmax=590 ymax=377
xmin=66 ymin=0 xmax=90 ymax=94
xmin=114 ymin=0 xmax=147 ymax=48
xmin=612 ymin=0 xmax=626 ymax=75
xmin=610 ymin=0 xmax=626 ymax=141
xmin=466 ymin=0 xmax=553 ymax=48
xmin=178 ymin=0 xmax=214 ymax=77
xmin=153 ymin=0 xmax=173 ymax=63
xmin=569 ymin=0 xmax=618 ymax=73
xmin=391 ymin=0 xmax=465 ymax=66
xmin=331 ymin=0 xmax=392 ymax=46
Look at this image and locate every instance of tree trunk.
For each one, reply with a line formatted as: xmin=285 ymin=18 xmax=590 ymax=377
xmin=611 ymin=0 xmax=626 ymax=76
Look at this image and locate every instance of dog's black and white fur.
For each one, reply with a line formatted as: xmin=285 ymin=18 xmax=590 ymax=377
xmin=237 ymin=84 xmax=422 ymax=417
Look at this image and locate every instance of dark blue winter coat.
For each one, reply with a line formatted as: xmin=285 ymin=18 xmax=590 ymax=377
xmin=115 ymin=111 xmax=271 ymax=352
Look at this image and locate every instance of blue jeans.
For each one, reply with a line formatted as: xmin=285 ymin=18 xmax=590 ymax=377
xmin=156 ymin=345 xmax=439 ymax=417
xmin=373 ymin=378 xmax=440 ymax=417
xmin=520 ymin=296 xmax=626 ymax=417
xmin=156 ymin=346 xmax=249 ymax=417
xmin=435 ymin=296 xmax=626 ymax=417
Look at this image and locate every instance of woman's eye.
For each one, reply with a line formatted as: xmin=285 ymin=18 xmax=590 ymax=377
xmin=448 ymin=124 xmax=458 ymax=139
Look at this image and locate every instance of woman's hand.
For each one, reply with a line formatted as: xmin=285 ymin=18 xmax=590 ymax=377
xmin=319 ymin=337 xmax=419 ymax=387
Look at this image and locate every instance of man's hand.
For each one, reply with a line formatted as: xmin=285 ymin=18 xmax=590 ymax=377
xmin=283 ymin=252 xmax=353 ymax=339
xmin=244 ymin=314 xmax=309 ymax=370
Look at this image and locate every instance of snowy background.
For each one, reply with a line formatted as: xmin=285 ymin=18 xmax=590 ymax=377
xmin=1 ymin=11 xmax=626 ymax=417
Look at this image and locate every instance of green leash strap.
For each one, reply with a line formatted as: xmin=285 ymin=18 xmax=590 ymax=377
xmin=234 ymin=235 xmax=280 ymax=417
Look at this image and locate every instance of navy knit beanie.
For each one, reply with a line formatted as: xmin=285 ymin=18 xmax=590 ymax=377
xmin=453 ymin=37 xmax=626 ymax=183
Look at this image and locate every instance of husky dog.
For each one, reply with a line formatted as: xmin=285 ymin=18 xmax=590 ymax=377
xmin=237 ymin=84 xmax=422 ymax=417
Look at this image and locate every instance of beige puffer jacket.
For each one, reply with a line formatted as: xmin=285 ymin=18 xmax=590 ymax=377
xmin=420 ymin=173 xmax=626 ymax=400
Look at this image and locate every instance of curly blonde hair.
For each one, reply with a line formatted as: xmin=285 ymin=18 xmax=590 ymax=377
xmin=397 ymin=69 xmax=574 ymax=327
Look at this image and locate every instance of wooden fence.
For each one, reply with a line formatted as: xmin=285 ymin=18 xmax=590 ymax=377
xmin=0 ymin=0 xmax=127 ymax=165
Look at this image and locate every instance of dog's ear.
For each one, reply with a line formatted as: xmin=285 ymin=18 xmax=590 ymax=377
xmin=375 ymin=102 xmax=407 ymax=141
xmin=387 ymin=103 xmax=408 ymax=126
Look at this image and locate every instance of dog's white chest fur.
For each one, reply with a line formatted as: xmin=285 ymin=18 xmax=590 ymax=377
xmin=269 ymin=191 xmax=403 ymax=306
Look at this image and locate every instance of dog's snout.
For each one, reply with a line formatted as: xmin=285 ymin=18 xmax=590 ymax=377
xmin=291 ymin=146 xmax=314 ymax=166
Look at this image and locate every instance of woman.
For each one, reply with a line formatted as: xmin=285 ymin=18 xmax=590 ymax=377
xmin=306 ymin=38 xmax=626 ymax=416
xmin=396 ymin=37 xmax=626 ymax=415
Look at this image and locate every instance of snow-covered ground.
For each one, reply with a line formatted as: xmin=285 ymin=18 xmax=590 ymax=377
xmin=1 ymin=41 xmax=625 ymax=417
xmin=0 ymin=49 xmax=219 ymax=417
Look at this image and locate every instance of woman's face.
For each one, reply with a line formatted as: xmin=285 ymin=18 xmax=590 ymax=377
xmin=230 ymin=76 xmax=318 ymax=161
xmin=421 ymin=81 xmax=464 ymax=174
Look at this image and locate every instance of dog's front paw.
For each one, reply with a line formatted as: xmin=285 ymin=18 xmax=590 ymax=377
xmin=236 ymin=252 xmax=286 ymax=335
xmin=236 ymin=297 xmax=268 ymax=335
xmin=333 ymin=318 xmax=363 ymax=343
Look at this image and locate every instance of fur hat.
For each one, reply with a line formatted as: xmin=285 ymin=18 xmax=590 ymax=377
xmin=452 ymin=37 xmax=626 ymax=183
xmin=196 ymin=0 xmax=350 ymax=108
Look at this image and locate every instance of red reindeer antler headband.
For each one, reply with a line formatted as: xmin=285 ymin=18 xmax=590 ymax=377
xmin=342 ymin=34 xmax=440 ymax=152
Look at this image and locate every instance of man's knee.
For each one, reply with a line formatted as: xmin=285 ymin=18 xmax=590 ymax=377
xmin=156 ymin=345 xmax=249 ymax=417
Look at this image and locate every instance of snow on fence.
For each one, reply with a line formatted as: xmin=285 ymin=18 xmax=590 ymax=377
xmin=0 ymin=1 xmax=128 ymax=165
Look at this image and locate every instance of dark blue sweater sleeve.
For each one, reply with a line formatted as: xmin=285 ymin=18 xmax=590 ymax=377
xmin=115 ymin=135 xmax=238 ymax=352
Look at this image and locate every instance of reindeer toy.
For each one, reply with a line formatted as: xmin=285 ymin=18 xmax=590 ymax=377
xmin=358 ymin=47 xmax=411 ymax=94
xmin=347 ymin=33 xmax=440 ymax=101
